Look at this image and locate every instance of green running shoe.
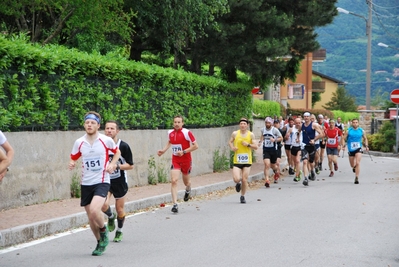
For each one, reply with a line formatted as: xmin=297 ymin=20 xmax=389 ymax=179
xmin=108 ymin=213 xmax=116 ymax=232
xmin=113 ymin=231 xmax=123 ymax=242
xmin=92 ymin=243 xmax=105 ymax=256
xmin=99 ymin=225 xmax=109 ymax=248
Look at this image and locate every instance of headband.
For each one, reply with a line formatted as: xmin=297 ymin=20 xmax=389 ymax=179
xmin=303 ymin=112 xmax=310 ymax=116
xmin=84 ymin=114 xmax=100 ymax=124
xmin=265 ymin=117 xmax=273 ymax=123
xmin=239 ymin=119 xmax=249 ymax=124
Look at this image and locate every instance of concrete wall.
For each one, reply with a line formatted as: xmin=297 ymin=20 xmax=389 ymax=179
xmin=0 ymin=126 xmax=236 ymax=210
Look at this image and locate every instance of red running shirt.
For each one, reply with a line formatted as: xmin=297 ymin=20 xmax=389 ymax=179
xmin=325 ymin=128 xmax=342 ymax=148
xmin=168 ymin=128 xmax=196 ymax=162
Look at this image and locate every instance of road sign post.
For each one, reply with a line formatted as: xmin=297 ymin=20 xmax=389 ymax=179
xmin=390 ymin=89 xmax=399 ymax=154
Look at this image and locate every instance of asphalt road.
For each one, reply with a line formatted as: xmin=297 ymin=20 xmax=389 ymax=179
xmin=1 ymin=155 xmax=399 ymax=267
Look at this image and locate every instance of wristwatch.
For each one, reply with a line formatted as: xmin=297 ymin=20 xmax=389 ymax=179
xmin=116 ymin=162 xmax=120 ymax=170
xmin=247 ymin=144 xmax=251 ymax=147
xmin=183 ymin=150 xmax=187 ymax=154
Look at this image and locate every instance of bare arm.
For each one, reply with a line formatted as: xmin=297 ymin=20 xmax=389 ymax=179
xmin=249 ymin=132 xmax=258 ymax=150
xmin=363 ymin=132 xmax=369 ymax=151
xmin=157 ymin=141 xmax=172 ymax=157
xmin=0 ymin=149 xmax=9 ymax=182
xmin=228 ymin=131 xmax=238 ymax=152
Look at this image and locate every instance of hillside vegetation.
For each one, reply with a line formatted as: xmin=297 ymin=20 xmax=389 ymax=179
xmin=315 ymin=0 xmax=399 ymax=106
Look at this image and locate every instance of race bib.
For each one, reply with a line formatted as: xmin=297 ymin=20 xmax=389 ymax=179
xmin=327 ymin=138 xmax=336 ymax=145
xmin=350 ymin=142 xmax=360 ymax=150
xmin=171 ymin=144 xmax=183 ymax=155
xmin=84 ymin=157 xmax=102 ymax=172
xmin=237 ymin=153 xmax=249 ymax=163
xmin=263 ymin=138 xmax=274 ymax=148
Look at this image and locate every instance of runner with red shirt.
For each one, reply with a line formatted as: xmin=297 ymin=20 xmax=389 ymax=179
xmin=324 ymin=119 xmax=342 ymax=177
xmin=157 ymin=115 xmax=198 ymax=213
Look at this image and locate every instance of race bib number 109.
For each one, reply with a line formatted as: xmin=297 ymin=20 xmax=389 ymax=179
xmin=237 ymin=153 xmax=249 ymax=163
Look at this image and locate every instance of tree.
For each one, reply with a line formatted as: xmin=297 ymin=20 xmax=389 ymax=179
xmin=124 ymin=0 xmax=228 ymax=64
xmin=323 ymin=86 xmax=358 ymax=112
xmin=312 ymin=92 xmax=321 ymax=108
xmin=191 ymin=0 xmax=338 ymax=83
xmin=0 ymin=0 xmax=134 ymax=52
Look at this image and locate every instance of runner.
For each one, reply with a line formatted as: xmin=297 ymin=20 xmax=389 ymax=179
xmin=310 ymin=114 xmax=322 ymax=174
xmin=157 ymin=115 xmax=198 ymax=213
xmin=283 ymin=117 xmax=295 ymax=175
xmin=342 ymin=118 xmax=369 ymax=184
xmin=301 ymin=112 xmax=324 ymax=184
xmin=229 ymin=117 xmax=257 ymax=203
xmin=285 ymin=117 xmax=304 ymax=182
xmin=335 ymin=117 xmax=345 ymax=156
xmin=316 ymin=114 xmax=329 ymax=171
xmin=0 ymin=130 xmax=14 ymax=182
xmin=325 ymin=119 xmax=342 ymax=177
xmin=102 ymin=121 xmax=134 ymax=242
xmin=69 ymin=111 xmax=120 ymax=256
xmin=273 ymin=119 xmax=285 ymax=182
xmin=258 ymin=117 xmax=282 ymax=187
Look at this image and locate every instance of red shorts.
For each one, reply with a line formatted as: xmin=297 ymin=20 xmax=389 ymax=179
xmin=171 ymin=160 xmax=192 ymax=175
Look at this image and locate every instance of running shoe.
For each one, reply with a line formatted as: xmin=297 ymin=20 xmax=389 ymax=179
xmin=92 ymin=243 xmax=105 ymax=256
xmin=274 ymin=172 xmax=280 ymax=183
xmin=99 ymin=226 xmax=109 ymax=247
xmin=315 ymin=166 xmax=320 ymax=175
xmin=171 ymin=204 xmax=178 ymax=213
xmin=108 ymin=212 xmax=116 ymax=232
xmin=235 ymin=182 xmax=241 ymax=192
xmin=113 ymin=231 xmax=123 ymax=242
xmin=352 ymin=165 xmax=356 ymax=173
xmin=183 ymin=190 xmax=191 ymax=202
xmin=354 ymin=177 xmax=359 ymax=184
xmin=329 ymin=171 xmax=334 ymax=177
xmin=319 ymin=162 xmax=322 ymax=170
xmin=309 ymin=171 xmax=316 ymax=181
xmin=334 ymin=163 xmax=338 ymax=171
xmin=289 ymin=167 xmax=294 ymax=175
xmin=303 ymin=178 xmax=309 ymax=186
xmin=240 ymin=195 xmax=246 ymax=204
xmin=265 ymin=180 xmax=270 ymax=188
xmin=293 ymin=176 xmax=300 ymax=182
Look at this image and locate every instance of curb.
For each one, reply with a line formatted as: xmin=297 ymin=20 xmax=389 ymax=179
xmin=0 ymin=172 xmax=264 ymax=248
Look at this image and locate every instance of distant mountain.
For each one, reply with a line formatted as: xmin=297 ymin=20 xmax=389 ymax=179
xmin=314 ymin=0 xmax=399 ymax=105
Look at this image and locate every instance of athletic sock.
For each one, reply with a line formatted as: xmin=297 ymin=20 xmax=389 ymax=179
xmin=104 ymin=206 xmax=112 ymax=217
xmin=117 ymin=216 xmax=125 ymax=229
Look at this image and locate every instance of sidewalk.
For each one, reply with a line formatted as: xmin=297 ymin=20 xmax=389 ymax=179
xmin=0 ymin=149 xmax=267 ymax=248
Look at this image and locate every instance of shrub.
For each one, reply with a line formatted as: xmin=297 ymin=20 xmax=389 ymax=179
xmin=367 ymin=121 xmax=395 ymax=152
xmin=70 ymin=172 xmax=81 ymax=198
xmin=252 ymin=99 xmax=281 ymax=119
xmin=213 ymin=149 xmax=230 ymax=172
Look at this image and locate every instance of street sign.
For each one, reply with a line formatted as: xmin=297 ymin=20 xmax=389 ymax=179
xmin=390 ymin=89 xmax=399 ymax=104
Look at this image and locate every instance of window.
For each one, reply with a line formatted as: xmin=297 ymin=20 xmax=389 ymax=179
xmin=288 ymin=84 xmax=305 ymax=99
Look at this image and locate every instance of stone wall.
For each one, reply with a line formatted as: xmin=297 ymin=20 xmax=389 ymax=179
xmin=358 ymin=110 xmax=386 ymax=134
xmin=0 ymin=125 xmax=236 ymax=210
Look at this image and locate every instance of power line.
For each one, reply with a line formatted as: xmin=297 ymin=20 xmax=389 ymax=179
xmin=372 ymin=8 xmax=399 ymax=39
xmin=372 ymin=1 xmax=399 ymax=9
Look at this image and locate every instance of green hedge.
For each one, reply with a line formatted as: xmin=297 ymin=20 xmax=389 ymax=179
xmin=0 ymin=35 xmax=252 ymax=131
xmin=252 ymin=98 xmax=281 ymax=119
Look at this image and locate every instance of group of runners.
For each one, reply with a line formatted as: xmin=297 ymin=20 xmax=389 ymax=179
xmin=69 ymin=112 xmax=198 ymax=256
xmin=256 ymin=112 xmax=369 ymax=187
xmin=66 ymin=110 xmax=370 ymax=256
xmin=225 ymin=113 xmax=369 ymax=204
